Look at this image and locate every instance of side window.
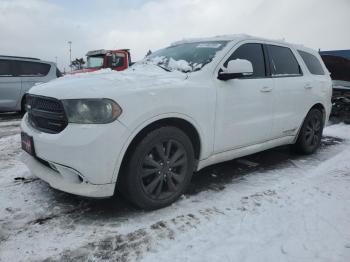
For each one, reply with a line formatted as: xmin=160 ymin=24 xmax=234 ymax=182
xmin=107 ymin=54 xmax=125 ymax=68
xmin=224 ymin=43 xmax=266 ymax=78
xmin=0 ymin=59 xmax=14 ymax=77
xmin=267 ymin=45 xmax=302 ymax=77
xmin=298 ymin=50 xmax=325 ymax=75
xmin=17 ymin=61 xmax=51 ymax=77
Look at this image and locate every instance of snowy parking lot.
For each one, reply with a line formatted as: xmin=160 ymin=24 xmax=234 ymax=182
xmin=0 ymin=114 xmax=350 ymax=262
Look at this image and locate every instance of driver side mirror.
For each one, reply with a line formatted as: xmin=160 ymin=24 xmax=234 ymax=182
xmin=218 ymin=59 xmax=253 ymax=81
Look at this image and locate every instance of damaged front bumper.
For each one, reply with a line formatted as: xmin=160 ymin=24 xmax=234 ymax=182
xmin=21 ymin=153 xmax=115 ymax=198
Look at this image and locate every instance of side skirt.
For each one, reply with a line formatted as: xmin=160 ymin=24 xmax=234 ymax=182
xmin=197 ymin=136 xmax=295 ymax=171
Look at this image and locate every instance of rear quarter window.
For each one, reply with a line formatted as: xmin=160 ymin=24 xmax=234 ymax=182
xmin=0 ymin=59 xmax=14 ymax=76
xmin=298 ymin=50 xmax=325 ymax=75
xmin=17 ymin=61 xmax=51 ymax=77
xmin=267 ymin=45 xmax=302 ymax=77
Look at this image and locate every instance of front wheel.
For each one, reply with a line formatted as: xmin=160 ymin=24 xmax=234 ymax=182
xmin=293 ymin=108 xmax=324 ymax=154
xmin=119 ymin=126 xmax=195 ymax=210
xmin=20 ymin=95 xmax=27 ymax=115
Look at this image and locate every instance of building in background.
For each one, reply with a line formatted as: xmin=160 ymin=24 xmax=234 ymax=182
xmin=320 ymin=50 xmax=350 ymax=122
xmin=320 ymin=49 xmax=350 ymax=88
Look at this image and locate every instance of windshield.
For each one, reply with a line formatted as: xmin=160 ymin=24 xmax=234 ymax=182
xmin=87 ymin=56 xmax=104 ymax=68
xmin=144 ymin=41 xmax=228 ymax=72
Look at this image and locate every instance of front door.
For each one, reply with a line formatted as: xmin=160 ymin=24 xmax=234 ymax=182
xmin=214 ymin=43 xmax=274 ymax=153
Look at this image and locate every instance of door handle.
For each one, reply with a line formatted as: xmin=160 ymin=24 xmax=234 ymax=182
xmin=304 ymin=83 xmax=313 ymax=89
xmin=260 ymin=86 xmax=273 ymax=92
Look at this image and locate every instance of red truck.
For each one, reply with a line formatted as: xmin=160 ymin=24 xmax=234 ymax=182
xmin=72 ymin=49 xmax=132 ymax=74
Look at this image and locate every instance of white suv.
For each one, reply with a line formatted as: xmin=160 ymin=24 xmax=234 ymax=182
xmin=21 ymin=35 xmax=332 ymax=209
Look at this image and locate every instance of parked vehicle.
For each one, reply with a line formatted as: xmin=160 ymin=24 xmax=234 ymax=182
xmin=0 ymin=56 xmax=60 ymax=113
xmin=320 ymin=50 xmax=350 ymax=123
xmin=70 ymin=49 xmax=132 ymax=74
xmin=21 ymin=35 xmax=332 ymax=209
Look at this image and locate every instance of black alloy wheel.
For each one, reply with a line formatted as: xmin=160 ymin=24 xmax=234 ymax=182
xmin=304 ymin=115 xmax=322 ymax=148
xmin=294 ymin=108 xmax=324 ymax=154
xmin=140 ymin=139 xmax=188 ymax=200
xmin=119 ymin=126 xmax=195 ymax=209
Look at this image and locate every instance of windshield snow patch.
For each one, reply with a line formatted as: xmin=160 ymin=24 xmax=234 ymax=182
xmin=168 ymin=58 xmax=192 ymax=72
xmin=141 ymin=56 xmax=196 ymax=73
xmin=142 ymin=41 xmax=228 ymax=73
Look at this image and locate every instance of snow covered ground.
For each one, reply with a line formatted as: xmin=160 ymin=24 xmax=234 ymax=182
xmin=0 ymin=114 xmax=349 ymax=262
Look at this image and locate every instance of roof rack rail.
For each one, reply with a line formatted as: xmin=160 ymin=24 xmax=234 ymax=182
xmin=0 ymin=55 xmax=40 ymax=61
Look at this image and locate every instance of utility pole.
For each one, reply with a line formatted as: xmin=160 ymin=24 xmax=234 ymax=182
xmin=54 ymin=56 xmax=58 ymax=66
xmin=68 ymin=41 xmax=72 ymax=71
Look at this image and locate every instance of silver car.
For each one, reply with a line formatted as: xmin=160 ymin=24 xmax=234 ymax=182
xmin=0 ymin=56 xmax=60 ymax=112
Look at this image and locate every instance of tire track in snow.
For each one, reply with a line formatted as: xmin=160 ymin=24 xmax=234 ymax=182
xmin=44 ymin=188 xmax=282 ymax=262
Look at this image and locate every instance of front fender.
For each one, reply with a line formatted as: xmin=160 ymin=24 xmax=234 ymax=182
xmin=111 ymin=112 xmax=208 ymax=183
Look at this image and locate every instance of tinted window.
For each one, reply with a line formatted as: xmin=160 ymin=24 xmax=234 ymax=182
xmin=225 ymin=43 xmax=266 ymax=78
xmin=267 ymin=45 xmax=301 ymax=76
xmin=107 ymin=54 xmax=125 ymax=67
xmin=17 ymin=61 xmax=51 ymax=76
xmin=298 ymin=50 xmax=325 ymax=75
xmin=0 ymin=60 xmax=14 ymax=76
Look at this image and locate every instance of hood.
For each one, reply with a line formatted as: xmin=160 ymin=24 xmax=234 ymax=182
xmin=29 ymin=64 xmax=188 ymax=100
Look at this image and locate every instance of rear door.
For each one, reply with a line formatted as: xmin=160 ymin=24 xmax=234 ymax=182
xmin=297 ymin=50 xmax=331 ymax=110
xmin=265 ymin=44 xmax=307 ymax=138
xmin=0 ymin=59 xmax=22 ymax=110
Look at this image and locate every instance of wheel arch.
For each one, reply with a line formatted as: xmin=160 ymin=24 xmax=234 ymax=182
xmin=310 ymin=103 xmax=326 ymax=125
xmin=112 ymin=114 xmax=203 ymax=184
xmin=293 ymin=102 xmax=327 ymax=144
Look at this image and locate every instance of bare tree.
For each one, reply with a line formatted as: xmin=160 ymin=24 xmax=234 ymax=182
xmin=70 ymin=58 xmax=86 ymax=70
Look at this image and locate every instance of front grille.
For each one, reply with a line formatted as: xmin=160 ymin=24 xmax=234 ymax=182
xmin=26 ymin=95 xmax=68 ymax=134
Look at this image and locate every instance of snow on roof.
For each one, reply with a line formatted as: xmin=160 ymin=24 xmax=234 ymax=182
xmin=170 ymin=34 xmax=318 ymax=53
xmin=171 ymin=34 xmax=250 ymax=46
xmin=170 ymin=34 xmax=289 ymax=46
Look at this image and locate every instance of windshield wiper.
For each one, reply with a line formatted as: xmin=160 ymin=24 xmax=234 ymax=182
xmin=156 ymin=64 xmax=172 ymax=72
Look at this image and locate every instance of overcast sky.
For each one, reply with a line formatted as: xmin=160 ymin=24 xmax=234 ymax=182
xmin=0 ymin=0 xmax=349 ymax=71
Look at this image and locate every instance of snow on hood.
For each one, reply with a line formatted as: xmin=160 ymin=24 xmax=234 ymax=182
xmin=142 ymin=56 xmax=203 ymax=73
xmin=66 ymin=68 xmax=110 ymax=75
xmin=62 ymin=68 xmax=114 ymax=78
xmin=29 ymin=63 xmax=188 ymax=99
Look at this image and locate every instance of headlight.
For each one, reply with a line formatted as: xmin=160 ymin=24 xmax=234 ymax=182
xmin=62 ymin=99 xmax=122 ymax=124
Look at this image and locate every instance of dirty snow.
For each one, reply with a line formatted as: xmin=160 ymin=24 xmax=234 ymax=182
xmin=0 ymin=117 xmax=350 ymax=262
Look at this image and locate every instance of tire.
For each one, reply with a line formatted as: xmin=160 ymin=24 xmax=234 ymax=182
xmin=118 ymin=126 xmax=195 ymax=210
xmin=293 ymin=108 xmax=324 ymax=155
xmin=20 ymin=96 xmax=27 ymax=115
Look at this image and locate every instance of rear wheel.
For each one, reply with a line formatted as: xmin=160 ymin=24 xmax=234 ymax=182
xmin=293 ymin=108 xmax=324 ymax=154
xmin=119 ymin=126 xmax=195 ymax=210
